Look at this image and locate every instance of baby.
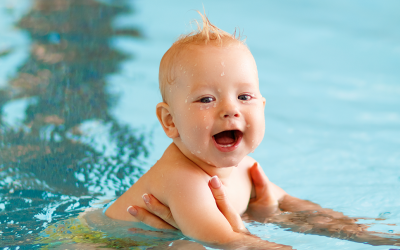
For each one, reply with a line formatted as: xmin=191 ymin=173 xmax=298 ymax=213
xmin=105 ymin=14 xmax=289 ymax=248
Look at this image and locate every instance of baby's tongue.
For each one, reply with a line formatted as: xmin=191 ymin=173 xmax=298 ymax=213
xmin=214 ymin=131 xmax=235 ymax=145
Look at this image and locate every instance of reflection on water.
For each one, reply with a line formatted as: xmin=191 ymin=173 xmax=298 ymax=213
xmin=0 ymin=0 xmax=147 ymax=247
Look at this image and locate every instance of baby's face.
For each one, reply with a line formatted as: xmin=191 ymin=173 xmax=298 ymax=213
xmin=168 ymin=44 xmax=265 ymax=168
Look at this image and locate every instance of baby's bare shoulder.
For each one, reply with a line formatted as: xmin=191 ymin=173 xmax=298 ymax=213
xmin=151 ymin=153 xmax=206 ymax=177
xmin=145 ymin=154 xmax=208 ymax=194
xmin=148 ymin=143 xmax=208 ymax=178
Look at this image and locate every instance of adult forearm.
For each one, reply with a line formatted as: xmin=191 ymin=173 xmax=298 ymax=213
xmin=266 ymin=195 xmax=400 ymax=246
xmin=279 ymin=195 xmax=324 ymax=212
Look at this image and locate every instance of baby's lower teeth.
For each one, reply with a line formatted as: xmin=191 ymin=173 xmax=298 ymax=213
xmin=220 ymin=142 xmax=235 ymax=147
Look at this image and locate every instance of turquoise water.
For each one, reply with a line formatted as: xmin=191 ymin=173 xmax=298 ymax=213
xmin=1 ymin=0 xmax=399 ymax=249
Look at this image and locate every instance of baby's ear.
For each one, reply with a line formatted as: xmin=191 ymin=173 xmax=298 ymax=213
xmin=156 ymin=102 xmax=179 ymax=138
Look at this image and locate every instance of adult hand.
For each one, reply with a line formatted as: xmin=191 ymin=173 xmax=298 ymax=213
xmin=127 ymin=193 xmax=178 ymax=230
xmin=243 ymin=162 xmax=282 ymax=222
xmin=127 ymin=175 xmax=248 ymax=234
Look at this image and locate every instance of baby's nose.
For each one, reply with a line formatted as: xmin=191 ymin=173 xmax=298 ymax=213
xmin=220 ymin=101 xmax=240 ymax=118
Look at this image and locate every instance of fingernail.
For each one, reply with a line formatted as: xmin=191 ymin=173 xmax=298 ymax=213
xmin=210 ymin=176 xmax=221 ymax=188
xmin=142 ymin=193 xmax=150 ymax=203
xmin=127 ymin=206 xmax=137 ymax=216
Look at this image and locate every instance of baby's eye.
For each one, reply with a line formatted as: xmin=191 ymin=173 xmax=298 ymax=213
xmin=199 ymin=97 xmax=215 ymax=103
xmin=238 ymin=94 xmax=252 ymax=101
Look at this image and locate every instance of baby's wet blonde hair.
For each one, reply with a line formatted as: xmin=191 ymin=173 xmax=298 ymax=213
xmin=159 ymin=11 xmax=246 ymax=103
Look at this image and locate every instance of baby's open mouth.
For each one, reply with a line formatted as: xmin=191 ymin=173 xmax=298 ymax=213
xmin=213 ymin=130 xmax=243 ymax=151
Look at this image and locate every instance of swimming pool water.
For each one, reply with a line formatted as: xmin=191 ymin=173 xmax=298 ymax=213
xmin=0 ymin=0 xmax=399 ymax=249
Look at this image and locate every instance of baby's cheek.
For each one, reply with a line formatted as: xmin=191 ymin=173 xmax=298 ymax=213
xmin=248 ymin=120 xmax=265 ymax=151
xmin=199 ymin=103 xmax=215 ymax=111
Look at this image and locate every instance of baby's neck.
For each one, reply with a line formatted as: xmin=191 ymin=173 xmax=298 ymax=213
xmin=196 ymin=160 xmax=235 ymax=181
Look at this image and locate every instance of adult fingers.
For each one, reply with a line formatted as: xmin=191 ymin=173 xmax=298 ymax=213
xmin=249 ymin=162 xmax=268 ymax=197
xmin=127 ymin=204 xmax=177 ymax=230
xmin=141 ymin=193 xmax=179 ymax=229
xmin=209 ymin=176 xmax=248 ymax=233
xmin=249 ymin=163 xmax=278 ymax=206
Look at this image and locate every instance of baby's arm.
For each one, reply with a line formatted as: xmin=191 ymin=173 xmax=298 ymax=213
xmin=128 ymin=176 xmax=246 ymax=233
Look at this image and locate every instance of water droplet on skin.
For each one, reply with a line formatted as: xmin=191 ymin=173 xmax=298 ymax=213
xmin=221 ymin=61 xmax=225 ymax=67
xmin=247 ymin=124 xmax=251 ymax=128
xmin=206 ymin=106 xmax=209 ymax=109
xmin=187 ymin=85 xmax=190 ymax=87
xmin=217 ymin=89 xmax=221 ymax=92
xmin=197 ymin=151 xmax=201 ymax=154
xmin=188 ymin=107 xmax=190 ymax=110
xmin=184 ymin=71 xmax=186 ymax=73
xmin=185 ymin=99 xmax=187 ymax=103
xmin=213 ymin=103 xmax=217 ymax=107
xmin=192 ymin=74 xmax=193 ymax=76
xmin=252 ymin=140 xmax=254 ymax=142
xmin=207 ymin=161 xmax=211 ymax=164
xmin=194 ymin=64 xmax=197 ymax=66
xmin=221 ymin=72 xmax=225 ymax=76
xmin=206 ymin=126 xmax=209 ymax=129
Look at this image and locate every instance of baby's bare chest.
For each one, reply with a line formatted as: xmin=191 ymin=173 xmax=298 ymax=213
xmin=223 ymin=174 xmax=253 ymax=215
